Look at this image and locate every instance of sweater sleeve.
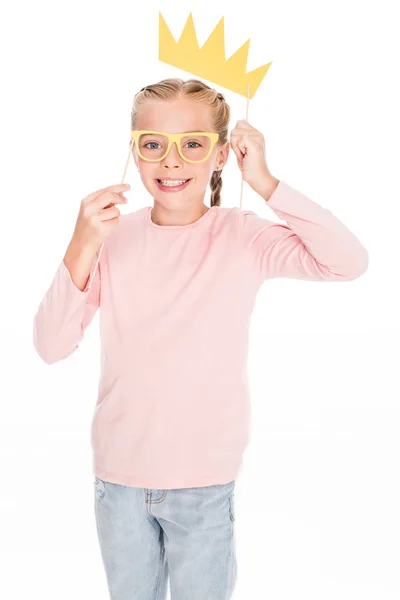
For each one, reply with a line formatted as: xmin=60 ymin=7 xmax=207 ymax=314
xmin=239 ymin=180 xmax=369 ymax=281
xmin=33 ymin=250 xmax=101 ymax=364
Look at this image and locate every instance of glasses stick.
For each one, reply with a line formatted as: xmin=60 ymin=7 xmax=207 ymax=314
xmin=85 ymin=139 xmax=133 ymax=292
xmin=237 ymin=83 xmax=251 ymax=240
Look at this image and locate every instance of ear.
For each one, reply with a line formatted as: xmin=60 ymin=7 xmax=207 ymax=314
xmin=216 ymin=140 xmax=230 ymax=170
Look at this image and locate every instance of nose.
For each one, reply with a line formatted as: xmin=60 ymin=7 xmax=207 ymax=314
xmin=160 ymin=142 xmax=184 ymax=168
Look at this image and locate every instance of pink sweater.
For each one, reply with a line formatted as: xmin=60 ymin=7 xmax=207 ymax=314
xmin=33 ymin=180 xmax=368 ymax=489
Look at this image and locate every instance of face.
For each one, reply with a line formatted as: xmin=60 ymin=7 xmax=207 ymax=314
xmin=132 ymin=96 xmax=229 ymax=211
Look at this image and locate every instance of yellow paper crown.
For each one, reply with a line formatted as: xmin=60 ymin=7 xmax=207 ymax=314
xmin=159 ymin=12 xmax=272 ymax=99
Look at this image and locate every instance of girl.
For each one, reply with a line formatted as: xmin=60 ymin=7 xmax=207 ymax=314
xmin=33 ymin=78 xmax=368 ymax=599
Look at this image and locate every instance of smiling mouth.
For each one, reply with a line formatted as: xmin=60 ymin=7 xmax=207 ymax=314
xmin=155 ymin=179 xmax=193 ymax=192
xmin=156 ymin=178 xmax=192 ymax=185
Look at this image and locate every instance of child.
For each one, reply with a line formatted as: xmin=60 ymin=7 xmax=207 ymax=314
xmin=33 ymin=78 xmax=368 ymax=599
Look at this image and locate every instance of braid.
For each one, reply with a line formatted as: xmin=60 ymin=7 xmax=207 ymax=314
xmin=210 ymin=170 xmax=223 ymax=207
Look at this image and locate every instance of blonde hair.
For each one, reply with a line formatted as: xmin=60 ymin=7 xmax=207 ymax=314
xmin=131 ymin=78 xmax=230 ymax=207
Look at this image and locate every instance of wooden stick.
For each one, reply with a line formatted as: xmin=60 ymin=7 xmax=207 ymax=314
xmin=237 ymin=83 xmax=251 ymax=239
xmin=86 ymin=139 xmax=133 ymax=291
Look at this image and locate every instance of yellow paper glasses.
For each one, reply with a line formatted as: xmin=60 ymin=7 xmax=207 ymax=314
xmin=131 ymin=130 xmax=220 ymax=163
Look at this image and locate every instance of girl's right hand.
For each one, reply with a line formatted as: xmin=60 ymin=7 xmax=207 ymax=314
xmin=71 ymin=183 xmax=130 ymax=250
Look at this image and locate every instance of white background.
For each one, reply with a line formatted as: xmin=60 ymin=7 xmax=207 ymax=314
xmin=1 ymin=0 xmax=399 ymax=598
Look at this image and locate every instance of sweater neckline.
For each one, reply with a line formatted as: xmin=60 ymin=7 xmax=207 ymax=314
xmin=146 ymin=205 xmax=216 ymax=229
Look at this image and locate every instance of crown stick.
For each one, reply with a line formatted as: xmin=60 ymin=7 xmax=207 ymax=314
xmin=157 ymin=12 xmax=272 ymax=238
xmin=237 ymin=83 xmax=251 ymax=239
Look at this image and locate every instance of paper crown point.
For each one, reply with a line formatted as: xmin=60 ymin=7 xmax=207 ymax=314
xmin=159 ymin=12 xmax=272 ymax=99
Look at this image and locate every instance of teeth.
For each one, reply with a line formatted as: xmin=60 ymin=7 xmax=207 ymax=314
xmin=159 ymin=179 xmax=188 ymax=186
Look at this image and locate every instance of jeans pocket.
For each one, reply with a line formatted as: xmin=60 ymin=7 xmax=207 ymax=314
xmin=228 ymin=491 xmax=235 ymax=522
xmin=94 ymin=476 xmax=106 ymax=500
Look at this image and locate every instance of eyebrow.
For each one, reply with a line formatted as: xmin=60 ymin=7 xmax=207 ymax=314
xmin=140 ymin=129 xmax=210 ymax=134
xmin=163 ymin=129 xmax=209 ymax=133
xmin=167 ymin=130 xmax=208 ymax=133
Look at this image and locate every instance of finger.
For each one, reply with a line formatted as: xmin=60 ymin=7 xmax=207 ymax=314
xmin=97 ymin=205 xmax=122 ymax=221
xmin=102 ymin=193 xmax=129 ymax=209
xmin=231 ymin=132 xmax=265 ymax=156
xmin=230 ymin=139 xmax=244 ymax=166
xmin=236 ymin=119 xmax=257 ymax=130
xmin=231 ymin=128 xmax=261 ymax=137
xmin=91 ymin=191 xmax=128 ymax=211
xmin=84 ymin=183 xmax=130 ymax=205
xmin=232 ymin=133 xmax=249 ymax=155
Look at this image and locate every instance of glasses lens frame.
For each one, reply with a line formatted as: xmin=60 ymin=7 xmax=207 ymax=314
xmin=131 ymin=130 xmax=220 ymax=163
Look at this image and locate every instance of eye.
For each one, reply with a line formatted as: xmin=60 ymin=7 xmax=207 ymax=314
xmin=185 ymin=141 xmax=201 ymax=148
xmin=144 ymin=142 xmax=161 ymax=149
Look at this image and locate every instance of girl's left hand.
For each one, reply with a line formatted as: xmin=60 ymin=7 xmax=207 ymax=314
xmin=230 ymin=120 xmax=278 ymax=199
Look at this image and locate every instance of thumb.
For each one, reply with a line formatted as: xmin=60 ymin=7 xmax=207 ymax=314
xmin=230 ymin=140 xmax=244 ymax=167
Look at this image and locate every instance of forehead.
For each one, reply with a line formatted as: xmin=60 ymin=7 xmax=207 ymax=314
xmin=136 ymin=97 xmax=215 ymax=133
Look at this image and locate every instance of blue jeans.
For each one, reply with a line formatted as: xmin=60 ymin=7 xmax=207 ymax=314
xmin=94 ymin=477 xmax=237 ymax=599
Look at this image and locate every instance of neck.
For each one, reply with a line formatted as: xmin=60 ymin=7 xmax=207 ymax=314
xmin=150 ymin=201 xmax=210 ymax=226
